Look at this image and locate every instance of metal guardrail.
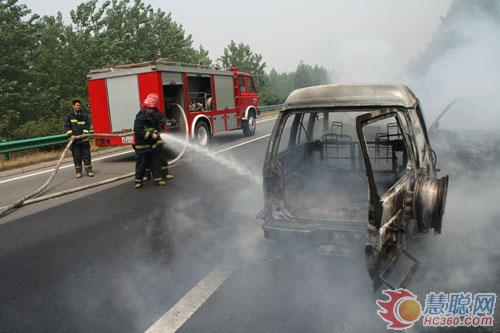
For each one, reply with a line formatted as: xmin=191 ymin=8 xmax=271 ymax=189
xmin=0 ymin=104 xmax=284 ymax=160
xmin=0 ymin=130 xmax=95 ymax=160
xmin=259 ymin=104 xmax=283 ymax=112
xmin=1 ymin=133 xmax=70 ymax=160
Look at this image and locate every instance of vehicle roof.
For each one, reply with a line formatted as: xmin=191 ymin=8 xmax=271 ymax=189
xmin=283 ymin=84 xmax=419 ymax=110
xmin=87 ymin=60 xmax=249 ymax=80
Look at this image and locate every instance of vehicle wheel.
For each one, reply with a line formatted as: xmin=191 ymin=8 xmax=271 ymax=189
xmin=242 ymin=112 xmax=256 ymax=137
xmin=194 ymin=120 xmax=211 ymax=146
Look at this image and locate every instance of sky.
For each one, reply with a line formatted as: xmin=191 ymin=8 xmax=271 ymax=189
xmin=20 ymin=0 xmax=452 ymax=80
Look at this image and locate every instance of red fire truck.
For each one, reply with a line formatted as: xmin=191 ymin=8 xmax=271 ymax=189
xmin=87 ymin=60 xmax=260 ymax=146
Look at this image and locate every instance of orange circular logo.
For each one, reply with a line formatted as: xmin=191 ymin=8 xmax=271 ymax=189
xmin=377 ymin=289 xmax=422 ymax=330
xmin=398 ymin=298 xmax=422 ymax=322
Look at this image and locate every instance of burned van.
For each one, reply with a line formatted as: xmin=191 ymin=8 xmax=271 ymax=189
xmin=260 ymin=85 xmax=449 ymax=289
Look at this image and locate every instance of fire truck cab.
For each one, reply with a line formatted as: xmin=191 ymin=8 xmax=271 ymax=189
xmin=87 ymin=60 xmax=260 ymax=147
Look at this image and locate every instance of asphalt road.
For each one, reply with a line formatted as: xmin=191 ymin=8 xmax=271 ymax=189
xmin=1 ymin=113 xmax=499 ymax=333
xmin=0 ymin=117 xmax=277 ymax=332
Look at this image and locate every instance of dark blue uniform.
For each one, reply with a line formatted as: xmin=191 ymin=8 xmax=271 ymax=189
xmin=133 ymin=108 xmax=163 ymax=185
xmin=64 ymin=110 xmax=92 ymax=173
xmin=144 ymin=109 xmax=170 ymax=179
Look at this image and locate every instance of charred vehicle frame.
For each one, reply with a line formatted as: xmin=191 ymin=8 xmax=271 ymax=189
xmin=259 ymin=85 xmax=449 ymax=290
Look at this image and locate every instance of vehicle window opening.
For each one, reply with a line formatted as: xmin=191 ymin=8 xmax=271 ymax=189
xmin=275 ymin=110 xmax=368 ymax=221
xmin=238 ymin=76 xmax=247 ymax=93
xmin=362 ymin=114 xmax=409 ymax=194
xmin=247 ymin=77 xmax=257 ymax=93
xmin=187 ymin=76 xmax=212 ymax=112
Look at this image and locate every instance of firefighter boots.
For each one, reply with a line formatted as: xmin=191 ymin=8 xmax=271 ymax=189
xmin=75 ymin=167 xmax=82 ymax=178
xmin=155 ymin=180 xmax=167 ymax=186
xmin=143 ymin=169 xmax=151 ymax=182
xmin=165 ymin=174 xmax=174 ymax=181
xmin=134 ymin=179 xmax=143 ymax=189
xmin=85 ymin=165 xmax=95 ymax=177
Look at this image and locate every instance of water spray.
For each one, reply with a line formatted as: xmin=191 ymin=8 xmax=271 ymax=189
xmin=160 ymin=132 xmax=262 ymax=186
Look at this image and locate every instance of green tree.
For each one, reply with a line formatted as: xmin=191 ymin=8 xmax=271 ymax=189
xmin=150 ymin=8 xmax=211 ymax=64
xmin=68 ymin=0 xmax=210 ymax=67
xmin=293 ymin=61 xmax=330 ymax=90
xmin=2 ymin=0 xmax=213 ymax=139
xmin=219 ymin=40 xmax=266 ymax=89
xmin=261 ymin=62 xmax=332 ymax=105
xmin=260 ymin=68 xmax=294 ymax=104
xmin=28 ymin=13 xmax=73 ymax=124
xmin=0 ymin=0 xmax=40 ymax=139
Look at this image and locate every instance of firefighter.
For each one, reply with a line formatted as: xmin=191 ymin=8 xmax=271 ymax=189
xmin=133 ymin=94 xmax=165 ymax=188
xmin=143 ymin=107 xmax=174 ymax=182
xmin=64 ymin=99 xmax=94 ymax=178
xmin=141 ymin=94 xmax=174 ymax=182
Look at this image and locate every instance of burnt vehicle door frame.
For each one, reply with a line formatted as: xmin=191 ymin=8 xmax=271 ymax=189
xmin=355 ymin=108 xmax=420 ymax=289
xmin=262 ymin=110 xmax=323 ymax=220
xmin=262 ymin=111 xmax=296 ymax=218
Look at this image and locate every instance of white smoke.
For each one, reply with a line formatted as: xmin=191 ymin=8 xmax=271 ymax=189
xmin=408 ymin=20 xmax=500 ymax=122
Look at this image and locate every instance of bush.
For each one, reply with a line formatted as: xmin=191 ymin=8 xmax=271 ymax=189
xmin=259 ymin=89 xmax=283 ymax=106
xmin=11 ymin=117 xmax=64 ymax=140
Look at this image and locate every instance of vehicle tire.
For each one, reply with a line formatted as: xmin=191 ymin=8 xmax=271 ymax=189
xmin=242 ymin=111 xmax=256 ymax=137
xmin=194 ymin=120 xmax=211 ymax=146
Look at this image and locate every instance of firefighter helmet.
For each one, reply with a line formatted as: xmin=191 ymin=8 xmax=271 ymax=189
xmin=142 ymin=93 xmax=159 ymax=108
xmin=146 ymin=93 xmax=159 ymax=101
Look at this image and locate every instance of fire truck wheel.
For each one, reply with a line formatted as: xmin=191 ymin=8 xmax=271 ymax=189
xmin=242 ymin=112 xmax=256 ymax=137
xmin=194 ymin=120 xmax=211 ymax=146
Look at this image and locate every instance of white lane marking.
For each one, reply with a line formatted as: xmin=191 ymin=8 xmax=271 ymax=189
xmin=145 ymin=133 xmax=272 ymax=333
xmin=145 ymin=265 xmax=234 ymax=333
xmin=0 ymin=150 xmax=133 ymax=184
xmin=214 ymin=134 xmax=271 ymax=154
xmin=256 ymin=116 xmax=277 ymax=124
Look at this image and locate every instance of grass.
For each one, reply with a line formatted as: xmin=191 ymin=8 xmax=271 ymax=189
xmin=260 ymin=109 xmax=279 ymax=119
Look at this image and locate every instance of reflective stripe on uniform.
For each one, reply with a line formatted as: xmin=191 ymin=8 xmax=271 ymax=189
xmin=77 ymin=121 xmax=86 ymax=125
xmin=70 ymin=119 xmax=78 ymax=123
xmin=134 ymin=144 xmax=150 ymax=149
xmin=161 ymin=166 xmax=168 ymax=170
xmin=144 ymin=131 xmax=151 ymax=139
xmin=66 ymin=130 xmax=73 ymax=134
xmin=152 ymin=140 xmax=162 ymax=149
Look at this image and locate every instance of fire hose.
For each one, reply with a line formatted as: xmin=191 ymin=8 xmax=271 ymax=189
xmin=0 ymin=104 xmax=189 ymax=219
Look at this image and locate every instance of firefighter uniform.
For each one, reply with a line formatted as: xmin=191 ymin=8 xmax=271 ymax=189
xmin=133 ymin=108 xmax=164 ymax=188
xmin=64 ymin=109 xmax=93 ymax=177
xmin=143 ymin=108 xmax=173 ymax=181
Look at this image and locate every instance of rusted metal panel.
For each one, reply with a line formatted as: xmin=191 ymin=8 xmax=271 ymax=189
xmin=284 ymin=84 xmax=418 ymax=110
